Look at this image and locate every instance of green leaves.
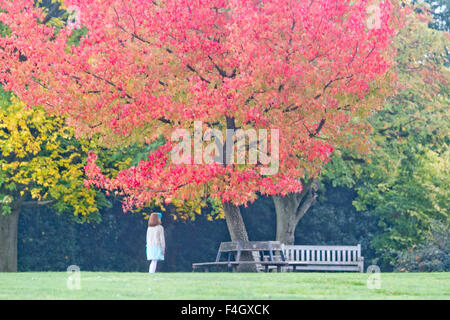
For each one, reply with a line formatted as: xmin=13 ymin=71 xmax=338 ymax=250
xmin=322 ymin=4 xmax=450 ymax=266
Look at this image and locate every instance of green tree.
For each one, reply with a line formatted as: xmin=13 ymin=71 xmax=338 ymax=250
xmin=324 ymin=3 xmax=449 ymax=267
xmin=0 ymin=88 xmax=136 ymax=271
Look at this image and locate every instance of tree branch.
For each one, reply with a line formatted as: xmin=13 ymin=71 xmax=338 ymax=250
xmin=295 ymin=179 xmax=319 ymax=222
xmin=22 ymin=200 xmax=56 ymax=207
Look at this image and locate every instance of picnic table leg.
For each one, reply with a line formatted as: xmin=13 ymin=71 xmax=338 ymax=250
xmin=265 ymin=265 xmax=269 ymax=273
xmin=268 ymin=243 xmax=274 ymax=262
xmin=259 ymin=251 xmax=264 ymax=262
xmin=232 ymin=265 xmax=237 ymax=273
xmin=277 ymin=265 xmax=281 ymax=273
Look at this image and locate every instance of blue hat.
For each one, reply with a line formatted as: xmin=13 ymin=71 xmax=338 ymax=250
xmin=157 ymin=212 xmax=162 ymax=219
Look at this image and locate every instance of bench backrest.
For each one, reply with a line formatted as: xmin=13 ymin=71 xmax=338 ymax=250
xmin=283 ymin=244 xmax=362 ymax=263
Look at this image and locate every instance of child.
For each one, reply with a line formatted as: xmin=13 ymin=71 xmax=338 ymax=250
xmin=146 ymin=212 xmax=165 ymax=273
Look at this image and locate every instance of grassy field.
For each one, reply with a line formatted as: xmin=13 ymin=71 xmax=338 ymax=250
xmin=0 ymin=272 xmax=449 ymax=299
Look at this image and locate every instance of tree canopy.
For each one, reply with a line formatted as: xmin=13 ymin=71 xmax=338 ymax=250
xmin=0 ymin=87 xmax=115 ymax=221
xmin=0 ymin=0 xmax=403 ymax=213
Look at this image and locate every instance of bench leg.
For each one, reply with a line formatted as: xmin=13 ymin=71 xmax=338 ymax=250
xmin=277 ymin=266 xmax=281 ymax=273
xmin=265 ymin=265 xmax=269 ymax=273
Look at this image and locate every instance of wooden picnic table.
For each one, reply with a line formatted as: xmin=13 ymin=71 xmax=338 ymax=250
xmin=192 ymin=241 xmax=288 ymax=272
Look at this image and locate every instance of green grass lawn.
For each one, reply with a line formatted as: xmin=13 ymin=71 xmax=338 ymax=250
xmin=0 ymin=272 xmax=448 ymax=299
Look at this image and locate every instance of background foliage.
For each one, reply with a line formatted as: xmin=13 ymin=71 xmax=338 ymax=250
xmin=18 ymin=184 xmax=383 ymax=272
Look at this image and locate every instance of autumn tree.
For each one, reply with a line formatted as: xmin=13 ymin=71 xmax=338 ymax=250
xmin=0 ymin=0 xmax=402 ymax=270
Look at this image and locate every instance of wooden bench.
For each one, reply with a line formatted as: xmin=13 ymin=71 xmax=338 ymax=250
xmin=192 ymin=241 xmax=288 ymax=272
xmin=282 ymin=244 xmax=364 ymax=272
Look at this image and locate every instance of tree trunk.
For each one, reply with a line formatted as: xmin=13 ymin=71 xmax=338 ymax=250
xmin=273 ymin=194 xmax=302 ymax=245
xmin=272 ymin=179 xmax=319 ymax=245
xmin=0 ymin=205 xmax=20 ymax=272
xmin=223 ymin=202 xmax=257 ymax=272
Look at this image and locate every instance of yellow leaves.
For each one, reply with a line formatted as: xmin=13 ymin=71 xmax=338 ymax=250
xmin=30 ymin=188 xmax=43 ymax=201
xmin=216 ymin=208 xmax=225 ymax=220
xmin=0 ymin=91 xmax=103 ymax=218
xmin=87 ymin=56 xmax=100 ymax=67
xmin=35 ymin=0 xmax=66 ymax=27
xmin=0 ymin=97 xmax=49 ymax=158
xmin=60 ymin=182 xmax=98 ymax=216
xmin=4 ymin=162 xmax=19 ymax=170
xmin=170 ymin=197 xmax=207 ymax=221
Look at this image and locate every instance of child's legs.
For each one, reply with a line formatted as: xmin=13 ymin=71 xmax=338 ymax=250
xmin=149 ymin=260 xmax=158 ymax=273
